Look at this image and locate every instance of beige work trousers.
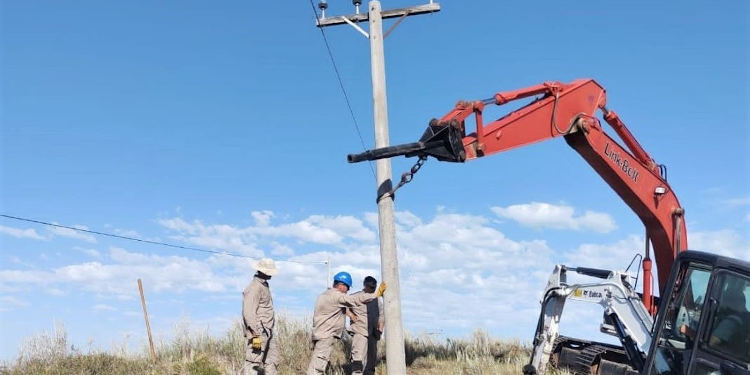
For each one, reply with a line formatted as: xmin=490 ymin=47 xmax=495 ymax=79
xmin=244 ymin=330 xmax=278 ymax=375
xmin=351 ymin=333 xmax=368 ymax=375
xmin=306 ymin=337 xmax=336 ymax=375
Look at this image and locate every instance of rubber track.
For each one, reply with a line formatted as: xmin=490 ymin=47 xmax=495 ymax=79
xmin=573 ymin=344 xmax=609 ymax=374
xmin=553 ymin=336 xmax=632 ymax=375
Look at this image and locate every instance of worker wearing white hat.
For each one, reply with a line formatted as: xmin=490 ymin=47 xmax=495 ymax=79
xmin=242 ymin=258 xmax=279 ymax=375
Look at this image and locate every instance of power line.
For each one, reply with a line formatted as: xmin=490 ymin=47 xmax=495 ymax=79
xmin=0 ymin=214 xmax=327 ymax=265
xmin=308 ymin=0 xmax=376 ymax=180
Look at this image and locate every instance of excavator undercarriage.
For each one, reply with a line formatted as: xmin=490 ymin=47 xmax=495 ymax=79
xmin=551 ymin=336 xmax=637 ymax=375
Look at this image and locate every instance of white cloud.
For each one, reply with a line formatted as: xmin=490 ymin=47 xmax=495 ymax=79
xmin=74 ymin=247 xmax=101 ymax=258
xmin=157 ymin=218 xmax=261 ymax=257
xmin=2 ymin=207 xmax=747 ymax=352
xmin=561 ymin=230 xmax=750 ymax=297
xmin=93 ymin=304 xmax=116 ymax=312
xmin=158 ymin=213 xmax=375 ymax=254
xmin=46 ymin=288 xmax=66 ymax=296
xmin=721 ymin=197 xmax=750 ymax=207
xmin=47 ymin=224 xmax=97 ymax=243
xmin=0 ymin=223 xmax=110 ymax=244
xmin=395 ymin=211 xmax=423 ymax=229
xmin=158 ymin=217 xmax=201 ymax=235
xmin=250 ymin=215 xmax=375 ymax=245
xmin=251 ymin=210 xmax=274 ymax=226
xmin=0 ymin=295 xmax=30 ymax=311
xmin=491 ymin=202 xmax=616 ymax=233
xmin=690 ymin=229 xmax=750 ymax=260
xmin=113 ymin=228 xmax=141 ymax=238
xmin=270 ymin=243 xmax=294 ymax=257
xmin=0 ymin=210 xmax=556 ymax=338
xmin=0 ymin=270 xmax=51 ymax=285
xmin=0 ymin=248 xmax=240 ymax=298
xmin=564 ymin=235 xmax=644 ymax=271
xmin=561 ymin=235 xmax=672 ymax=295
xmin=0 ymin=225 xmax=46 ymax=240
xmin=9 ymin=256 xmax=36 ymax=268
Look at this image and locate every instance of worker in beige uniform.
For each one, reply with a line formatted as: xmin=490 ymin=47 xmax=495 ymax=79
xmin=347 ymin=276 xmax=385 ymax=375
xmin=307 ymin=271 xmax=386 ymax=375
xmin=242 ymin=258 xmax=279 ymax=375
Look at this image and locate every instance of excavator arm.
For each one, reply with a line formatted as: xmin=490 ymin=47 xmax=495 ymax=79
xmin=525 ymin=265 xmax=655 ymax=375
xmin=347 ymin=79 xmax=687 ymax=313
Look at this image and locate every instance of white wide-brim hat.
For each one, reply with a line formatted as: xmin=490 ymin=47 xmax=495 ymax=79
xmin=253 ymin=258 xmax=279 ymax=276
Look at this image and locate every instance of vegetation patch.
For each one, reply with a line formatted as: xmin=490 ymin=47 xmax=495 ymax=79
xmin=1 ymin=317 xmax=569 ymax=375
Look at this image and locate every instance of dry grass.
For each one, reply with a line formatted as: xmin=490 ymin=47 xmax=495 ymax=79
xmin=1 ymin=318 xmax=568 ymax=375
xmin=403 ymin=330 xmax=532 ymax=374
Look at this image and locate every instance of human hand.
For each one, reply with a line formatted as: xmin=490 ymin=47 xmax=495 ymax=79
xmin=375 ymin=282 xmax=387 ymax=297
xmin=679 ymin=324 xmax=695 ymax=338
xmin=346 ymin=310 xmax=358 ymax=322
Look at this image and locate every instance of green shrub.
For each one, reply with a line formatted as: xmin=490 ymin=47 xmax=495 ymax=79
xmin=187 ymin=356 xmax=220 ymax=375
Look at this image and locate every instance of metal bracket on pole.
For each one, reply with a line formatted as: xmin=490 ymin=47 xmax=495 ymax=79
xmin=384 ymin=11 xmax=409 ymax=39
xmin=316 ymin=2 xmax=440 ymax=27
xmin=342 ymin=17 xmax=370 ymax=39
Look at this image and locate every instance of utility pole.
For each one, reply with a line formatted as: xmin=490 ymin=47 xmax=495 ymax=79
xmin=327 ymin=256 xmax=332 ymax=289
xmin=315 ymin=1 xmax=440 ymax=373
xmin=137 ymin=278 xmax=156 ymax=362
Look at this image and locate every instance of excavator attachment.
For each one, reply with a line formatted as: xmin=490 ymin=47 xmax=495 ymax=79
xmin=347 ymin=119 xmax=466 ymax=163
xmin=524 ymin=265 xmax=653 ymax=375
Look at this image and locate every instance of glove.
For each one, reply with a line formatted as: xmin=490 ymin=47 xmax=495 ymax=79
xmin=373 ymin=329 xmax=382 ymax=340
xmin=375 ymin=282 xmax=387 ymax=297
xmin=251 ymin=336 xmax=262 ymax=351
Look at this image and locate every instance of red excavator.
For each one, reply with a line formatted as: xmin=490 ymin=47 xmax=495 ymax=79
xmin=348 ymin=79 xmax=750 ymax=375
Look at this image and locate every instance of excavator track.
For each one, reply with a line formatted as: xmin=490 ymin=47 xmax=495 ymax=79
xmin=552 ymin=336 xmax=637 ymax=375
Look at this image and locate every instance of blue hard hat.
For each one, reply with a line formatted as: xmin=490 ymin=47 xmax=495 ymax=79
xmin=333 ymin=271 xmax=352 ymax=288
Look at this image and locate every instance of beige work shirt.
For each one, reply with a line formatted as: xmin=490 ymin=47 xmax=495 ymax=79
xmin=311 ymin=288 xmax=376 ymax=340
xmin=347 ymin=291 xmax=384 ymax=337
xmin=242 ymin=276 xmax=274 ymax=337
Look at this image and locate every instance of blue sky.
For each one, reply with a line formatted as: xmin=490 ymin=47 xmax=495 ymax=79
xmin=1 ymin=0 xmax=748 ymax=361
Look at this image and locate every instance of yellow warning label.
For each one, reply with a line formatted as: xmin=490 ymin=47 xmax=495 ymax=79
xmin=573 ymin=289 xmax=583 ymax=297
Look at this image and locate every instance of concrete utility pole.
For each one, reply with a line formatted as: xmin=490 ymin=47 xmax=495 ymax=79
xmin=316 ymin=1 xmax=440 ymax=373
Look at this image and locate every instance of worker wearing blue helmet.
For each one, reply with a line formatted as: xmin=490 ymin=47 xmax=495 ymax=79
xmin=306 ymin=271 xmax=386 ymax=375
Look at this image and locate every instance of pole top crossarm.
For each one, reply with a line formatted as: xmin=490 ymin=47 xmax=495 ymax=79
xmin=316 ymin=2 xmax=440 ymax=27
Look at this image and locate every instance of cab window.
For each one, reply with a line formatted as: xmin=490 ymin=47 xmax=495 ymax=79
xmin=650 ymin=264 xmax=711 ymax=375
xmin=705 ymin=271 xmax=750 ymax=363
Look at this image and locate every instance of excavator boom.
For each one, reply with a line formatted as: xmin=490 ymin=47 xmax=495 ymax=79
xmin=348 ymin=79 xmax=687 ymax=312
xmin=347 ymin=79 xmax=750 ymax=375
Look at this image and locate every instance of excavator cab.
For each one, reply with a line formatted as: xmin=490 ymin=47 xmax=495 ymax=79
xmin=644 ymin=251 xmax=750 ymax=375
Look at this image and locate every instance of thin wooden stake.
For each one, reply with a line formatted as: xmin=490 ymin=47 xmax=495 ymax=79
xmin=138 ymin=278 xmax=157 ymax=362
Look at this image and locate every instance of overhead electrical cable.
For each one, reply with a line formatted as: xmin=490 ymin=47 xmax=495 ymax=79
xmin=0 ymin=214 xmax=327 ymax=264
xmin=307 ymin=0 xmax=376 ymax=180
